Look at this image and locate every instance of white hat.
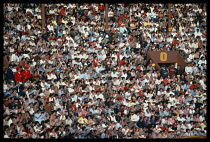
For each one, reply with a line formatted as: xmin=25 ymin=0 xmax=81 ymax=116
xmin=22 ymin=132 xmax=27 ymax=136
xmin=157 ymin=128 xmax=162 ymax=131
xmin=102 ymin=124 xmax=107 ymax=128
xmin=143 ymin=103 xmax=148 ymax=107
xmin=195 ymin=95 xmax=201 ymax=98
xmin=139 ymin=135 xmax=146 ymax=138
xmin=4 ymin=135 xmax=10 ymax=138
xmin=194 ymin=128 xmax=201 ymax=131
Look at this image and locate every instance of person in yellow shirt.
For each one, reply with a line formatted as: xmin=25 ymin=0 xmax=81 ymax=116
xmin=77 ymin=114 xmax=88 ymax=126
xmin=144 ymin=21 xmax=150 ymax=27
xmin=200 ymin=120 xmax=206 ymax=130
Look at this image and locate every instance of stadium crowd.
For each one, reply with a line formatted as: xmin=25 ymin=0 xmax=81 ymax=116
xmin=3 ymin=3 xmax=207 ymax=139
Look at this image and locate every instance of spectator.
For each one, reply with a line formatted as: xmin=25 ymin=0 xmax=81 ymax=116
xmin=3 ymin=3 xmax=207 ymax=139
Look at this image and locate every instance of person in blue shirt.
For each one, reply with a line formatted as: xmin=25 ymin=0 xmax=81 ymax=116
xmin=33 ymin=27 xmax=38 ymax=36
xmin=180 ymin=74 xmax=187 ymax=83
xmin=81 ymin=93 xmax=88 ymax=101
xmin=190 ymin=88 xmax=197 ymax=97
xmin=186 ymin=94 xmax=193 ymax=102
xmin=38 ymin=64 xmax=45 ymax=73
xmin=182 ymin=81 xmax=190 ymax=93
xmin=83 ymin=72 xmax=90 ymax=80
xmin=34 ymin=110 xmax=46 ymax=124
xmin=4 ymin=88 xmax=13 ymax=97
xmin=18 ymin=87 xmax=27 ymax=98
xmin=130 ymin=63 xmax=136 ymax=70
xmin=97 ymin=52 xmax=103 ymax=61
xmin=150 ymin=116 xmax=157 ymax=125
xmin=57 ymin=30 xmax=63 ymax=38
xmin=55 ymin=63 xmax=64 ymax=71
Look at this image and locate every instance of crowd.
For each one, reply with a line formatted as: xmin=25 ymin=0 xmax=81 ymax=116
xmin=3 ymin=3 xmax=207 ymax=139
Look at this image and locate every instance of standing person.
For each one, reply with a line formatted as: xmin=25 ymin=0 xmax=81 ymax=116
xmin=5 ymin=64 xmax=15 ymax=82
xmin=14 ymin=66 xmax=23 ymax=83
xmin=175 ymin=65 xmax=183 ymax=77
xmin=168 ymin=64 xmax=176 ymax=79
xmin=160 ymin=65 xmax=168 ymax=78
xmin=184 ymin=63 xmax=193 ymax=79
xmin=21 ymin=66 xmax=31 ymax=82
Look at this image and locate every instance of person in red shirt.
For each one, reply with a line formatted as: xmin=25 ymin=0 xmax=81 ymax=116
xmin=21 ymin=66 xmax=31 ymax=82
xmin=171 ymin=37 xmax=179 ymax=46
xmin=46 ymin=94 xmax=55 ymax=105
xmin=18 ymin=57 xmax=26 ymax=67
xmin=98 ymin=3 xmax=105 ymax=11
xmin=60 ymin=34 xmax=66 ymax=43
xmin=163 ymin=76 xmax=169 ymax=85
xmin=91 ymin=57 xmax=98 ymax=67
xmin=124 ymin=83 xmax=129 ymax=92
xmin=119 ymin=57 xmax=126 ymax=66
xmin=14 ymin=66 xmax=23 ymax=83
xmin=189 ymin=81 xmax=196 ymax=90
xmin=48 ymin=34 xmax=57 ymax=41
xmin=138 ymin=90 xmax=146 ymax=97
xmin=59 ymin=6 xmax=65 ymax=16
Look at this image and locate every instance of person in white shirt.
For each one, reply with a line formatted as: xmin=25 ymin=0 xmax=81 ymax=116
xmin=144 ymin=109 xmax=152 ymax=118
xmin=185 ymin=63 xmax=193 ymax=74
xmin=124 ymin=89 xmax=131 ymax=100
xmin=198 ymin=57 xmax=206 ymax=67
xmin=120 ymin=24 xmax=128 ymax=34
xmin=108 ymin=9 xmax=114 ymax=18
xmin=130 ymin=112 xmax=139 ymax=122
xmin=186 ymin=121 xmax=193 ymax=130
xmin=122 ymin=125 xmax=130 ymax=136
xmin=111 ymin=70 xmax=119 ymax=78
xmin=199 ymin=114 xmax=205 ymax=122
xmin=194 ymin=29 xmax=202 ymax=38
xmin=115 ymin=121 xmax=123 ymax=131
xmin=48 ymin=85 xmax=55 ymax=94
xmin=187 ymin=52 xmax=195 ymax=62
xmin=47 ymin=72 xmax=57 ymax=81
xmin=95 ymin=91 xmax=104 ymax=101
xmin=177 ymin=114 xmax=186 ymax=122
xmin=112 ymin=77 xmax=120 ymax=86
xmin=39 ymin=57 xmax=46 ymax=65
xmin=10 ymin=52 xmax=19 ymax=62
xmin=47 ymin=23 xmax=54 ymax=33
xmin=66 ymin=34 xmax=74 ymax=43
xmin=110 ymin=113 xmax=117 ymax=122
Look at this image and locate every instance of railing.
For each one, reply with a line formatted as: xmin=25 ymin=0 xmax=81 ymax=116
xmin=174 ymin=135 xmax=207 ymax=139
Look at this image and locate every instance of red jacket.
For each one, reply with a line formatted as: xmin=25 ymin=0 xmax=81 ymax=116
xmin=21 ymin=70 xmax=31 ymax=82
xmin=189 ymin=84 xmax=196 ymax=90
xmin=14 ymin=71 xmax=23 ymax=82
xmin=171 ymin=40 xmax=179 ymax=46
xmin=119 ymin=60 xmax=126 ymax=66
xmin=98 ymin=5 xmax=105 ymax=11
xmin=138 ymin=92 xmax=146 ymax=97
xmin=92 ymin=60 xmax=98 ymax=67
xmin=60 ymin=8 xmax=65 ymax=15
